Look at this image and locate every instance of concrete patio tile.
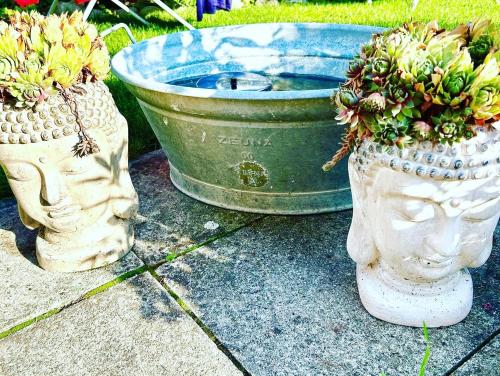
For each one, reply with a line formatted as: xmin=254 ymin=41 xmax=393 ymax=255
xmin=157 ymin=213 xmax=500 ymax=376
xmin=451 ymin=335 xmax=499 ymax=376
xmin=129 ymin=151 xmax=261 ymax=265
xmin=0 ymin=198 xmax=144 ymax=333
xmin=0 ymin=273 xmax=242 ymax=376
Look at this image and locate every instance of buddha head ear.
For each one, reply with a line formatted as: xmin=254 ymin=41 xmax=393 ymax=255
xmin=465 ymin=179 xmax=500 ymax=268
xmin=18 ymin=205 xmax=40 ymax=230
xmin=346 ymin=156 xmax=378 ymax=265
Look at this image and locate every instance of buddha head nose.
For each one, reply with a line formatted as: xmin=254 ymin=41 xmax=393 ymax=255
xmin=41 ymin=168 xmax=68 ymax=206
xmin=425 ymin=222 xmax=460 ymax=257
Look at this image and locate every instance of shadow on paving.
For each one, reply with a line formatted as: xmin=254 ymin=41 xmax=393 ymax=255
xmin=0 ymin=150 xmax=258 ymax=338
xmin=128 ymin=151 xmax=261 ymax=266
xmin=0 ymin=272 xmax=242 ymax=376
xmin=156 ymin=214 xmax=500 ymax=376
xmin=0 ymin=149 xmax=498 ymax=375
xmin=0 ymin=196 xmax=245 ymax=375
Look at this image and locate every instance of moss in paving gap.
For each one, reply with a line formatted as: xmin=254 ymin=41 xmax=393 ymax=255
xmin=0 ymin=264 xmax=149 ymax=341
xmin=0 ymin=216 xmax=262 ymax=341
xmin=165 ymin=215 xmax=266 ymax=262
xmin=149 ymin=269 xmax=252 ymax=376
xmin=164 ymin=234 xmax=222 ymax=262
xmin=81 ymin=264 xmax=149 ymax=299
xmin=0 ymin=307 xmax=62 ymax=340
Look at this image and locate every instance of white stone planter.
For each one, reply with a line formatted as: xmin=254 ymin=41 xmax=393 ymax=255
xmin=347 ymin=129 xmax=500 ymax=327
xmin=0 ymin=82 xmax=138 ymax=272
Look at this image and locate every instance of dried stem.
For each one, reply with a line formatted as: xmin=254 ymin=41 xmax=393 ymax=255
xmin=60 ymin=87 xmax=100 ymax=157
xmin=322 ymin=131 xmax=356 ymax=171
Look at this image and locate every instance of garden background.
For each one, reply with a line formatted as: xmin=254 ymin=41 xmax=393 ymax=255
xmin=0 ymin=0 xmax=498 ymax=199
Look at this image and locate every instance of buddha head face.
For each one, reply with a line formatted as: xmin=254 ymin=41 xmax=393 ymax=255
xmin=0 ymin=83 xmax=138 ymax=238
xmin=347 ymin=133 xmax=500 ymax=283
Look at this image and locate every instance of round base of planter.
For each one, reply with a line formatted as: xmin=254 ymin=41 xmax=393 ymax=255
xmin=356 ymin=264 xmax=473 ymax=327
xmin=36 ymin=220 xmax=134 ymax=273
xmin=169 ymin=164 xmax=353 ymax=215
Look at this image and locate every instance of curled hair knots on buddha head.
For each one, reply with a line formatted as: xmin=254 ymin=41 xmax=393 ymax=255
xmin=0 ymin=82 xmax=119 ymax=146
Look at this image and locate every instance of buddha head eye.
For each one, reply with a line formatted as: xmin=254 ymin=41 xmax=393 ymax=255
xmin=399 ymin=205 xmax=435 ymax=222
xmin=59 ymin=159 xmax=92 ymax=175
xmin=62 ymin=166 xmax=85 ymax=175
xmin=394 ymin=198 xmax=435 ymax=222
xmin=463 ymin=198 xmax=500 ymax=222
xmin=5 ymin=163 xmax=38 ymax=182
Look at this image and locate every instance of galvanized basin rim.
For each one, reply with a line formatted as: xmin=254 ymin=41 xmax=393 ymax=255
xmin=111 ymin=23 xmax=384 ymax=100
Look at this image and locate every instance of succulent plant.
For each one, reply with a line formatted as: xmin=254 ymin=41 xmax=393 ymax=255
xmin=470 ymin=35 xmax=495 ymax=67
xmin=0 ymin=56 xmax=17 ymax=81
xmin=0 ymin=11 xmax=110 ymax=108
xmin=430 ymin=108 xmax=475 ymax=144
xmin=7 ymin=66 xmax=50 ymax=106
xmin=360 ymin=93 xmax=386 ymax=113
xmin=404 ymin=20 xmax=442 ymax=44
xmin=324 ymin=20 xmax=499 ymax=171
xmin=86 ymin=47 xmax=110 ymax=80
xmin=468 ymin=19 xmax=495 ymax=67
xmin=338 ymin=88 xmax=359 ymax=106
xmin=347 ymin=57 xmax=365 ymax=79
xmin=0 ymin=24 xmax=23 ymax=61
xmin=433 ymin=50 xmax=475 ymax=107
xmin=0 ymin=11 xmax=111 ymax=157
xmin=373 ymin=116 xmax=412 ymax=148
xmin=468 ymin=54 xmax=500 ymax=121
xmin=412 ymin=120 xmax=432 ymax=140
xmin=9 ymin=82 xmax=48 ymax=107
xmin=47 ymin=44 xmax=86 ymax=88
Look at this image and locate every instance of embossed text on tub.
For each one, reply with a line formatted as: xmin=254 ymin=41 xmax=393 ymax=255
xmin=217 ymin=136 xmax=272 ymax=147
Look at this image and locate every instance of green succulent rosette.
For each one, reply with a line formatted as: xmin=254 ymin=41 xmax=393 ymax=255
xmin=468 ymin=54 xmax=500 ymax=121
xmin=0 ymin=11 xmax=110 ymax=108
xmin=324 ymin=20 xmax=500 ymax=171
xmin=432 ymin=50 xmax=475 ymax=107
xmin=0 ymin=56 xmax=17 ymax=81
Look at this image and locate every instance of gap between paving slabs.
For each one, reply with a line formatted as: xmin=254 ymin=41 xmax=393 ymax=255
xmin=446 ymin=329 xmax=500 ymax=375
xmin=163 ymin=215 xmax=266 ymax=262
xmin=1 ymin=212 xmax=496 ymax=375
xmin=0 ymin=215 xmax=265 ymax=343
xmin=0 ymin=265 xmax=146 ymax=341
xmin=149 ymin=269 xmax=252 ymax=376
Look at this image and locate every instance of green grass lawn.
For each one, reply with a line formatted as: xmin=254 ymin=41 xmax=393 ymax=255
xmin=0 ymin=0 xmax=498 ymax=199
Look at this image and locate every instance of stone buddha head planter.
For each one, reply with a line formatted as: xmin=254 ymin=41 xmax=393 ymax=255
xmin=0 ymin=11 xmax=138 ymax=272
xmin=323 ymin=20 xmax=500 ymax=326
xmin=347 ymin=130 xmax=499 ymax=327
xmin=0 ymin=82 xmax=139 ymax=272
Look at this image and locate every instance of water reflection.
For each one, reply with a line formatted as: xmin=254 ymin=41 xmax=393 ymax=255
xmin=167 ymin=71 xmax=344 ymax=91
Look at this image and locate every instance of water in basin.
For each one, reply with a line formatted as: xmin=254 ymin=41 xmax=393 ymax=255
xmin=167 ymin=72 xmax=344 ymax=91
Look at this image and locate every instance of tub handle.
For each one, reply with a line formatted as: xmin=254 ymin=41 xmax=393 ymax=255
xmin=100 ymin=23 xmax=137 ymax=44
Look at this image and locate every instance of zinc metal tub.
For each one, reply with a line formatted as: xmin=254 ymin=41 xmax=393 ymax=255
xmin=111 ymin=23 xmax=382 ymax=214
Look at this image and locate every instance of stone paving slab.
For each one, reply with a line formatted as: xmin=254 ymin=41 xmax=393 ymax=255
xmin=0 ymin=273 xmax=242 ymax=376
xmin=157 ymin=213 xmax=500 ymax=376
xmin=0 ymin=198 xmax=143 ymax=333
xmin=0 ymin=149 xmax=258 ymax=332
xmin=451 ymin=335 xmax=499 ymax=376
xmin=129 ymin=151 xmax=261 ymax=265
